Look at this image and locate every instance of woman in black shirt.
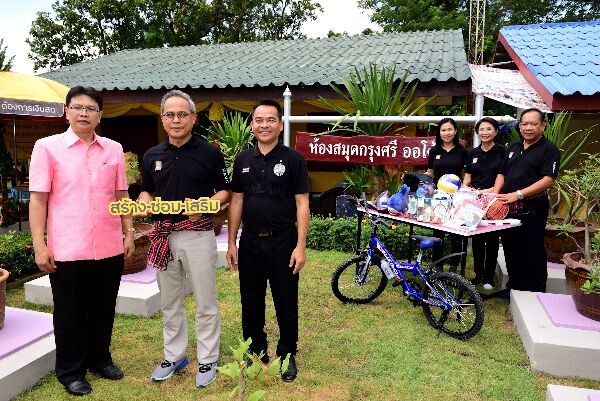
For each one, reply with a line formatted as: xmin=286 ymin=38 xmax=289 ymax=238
xmin=463 ymin=117 xmax=505 ymax=289
xmin=426 ymin=118 xmax=468 ymax=272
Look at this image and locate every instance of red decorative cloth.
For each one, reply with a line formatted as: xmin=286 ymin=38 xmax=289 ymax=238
xmin=147 ymin=217 xmax=212 ymax=270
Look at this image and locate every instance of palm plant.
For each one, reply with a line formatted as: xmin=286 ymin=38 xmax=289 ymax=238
xmin=205 ymin=112 xmax=254 ymax=177
xmin=343 ymin=165 xmax=373 ymax=196
xmin=320 ymin=64 xmax=431 ymax=136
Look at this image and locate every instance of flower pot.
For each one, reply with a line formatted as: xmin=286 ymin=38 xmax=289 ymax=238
xmin=544 ymin=221 xmax=596 ymax=263
xmin=0 ymin=266 xmax=9 ymax=330
xmin=563 ymin=252 xmax=600 ymax=322
xmin=124 ymin=222 xmax=153 ymax=275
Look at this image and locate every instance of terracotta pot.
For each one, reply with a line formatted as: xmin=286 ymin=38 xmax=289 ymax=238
xmin=123 ymin=222 xmax=153 ymax=275
xmin=544 ymin=221 xmax=596 ymax=263
xmin=563 ymin=252 xmax=600 ymax=322
xmin=0 ymin=266 xmax=9 ymax=330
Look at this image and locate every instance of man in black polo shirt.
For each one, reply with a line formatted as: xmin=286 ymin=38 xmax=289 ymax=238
xmin=226 ymin=100 xmax=309 ymax=382
xmin=493 ymin=108 xmax=560 ymax=292
xmin=139 ymin=90 xmax=230 ymax=388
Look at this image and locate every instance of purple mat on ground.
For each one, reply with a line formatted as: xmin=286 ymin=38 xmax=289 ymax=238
xmin=215 ymin=229 xmax=239 ymax=244
xmin=589 ymin=394 xmax=600 ymax=401
xmin=0 ymin=307 xmax=54 ymax=360
xmin=538 ymin=293 xmax=600 ymax=332
xmin=121 ymin=267 xmax=156 ymax=283
xmin=547 ymin=261 xmax=566 ymax=269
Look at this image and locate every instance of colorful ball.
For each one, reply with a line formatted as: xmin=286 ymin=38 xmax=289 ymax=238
xmin=437 ymin=174 xmax=461 ymax=193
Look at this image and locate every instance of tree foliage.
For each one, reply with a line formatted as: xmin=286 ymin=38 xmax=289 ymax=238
xmin=0 ymin=38 xmax=15 ymax=71
xmin=27 ymin=0 xmax=322 ymax=71
xmin=359 ymin=0 xmax=600 ymax=63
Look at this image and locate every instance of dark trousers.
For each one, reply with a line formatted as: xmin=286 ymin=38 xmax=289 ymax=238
xmin=501 ymin=200 xmax=548 ymax=292
xmin=432 ymin=230 xmax=463 ymax=268
xmin=472 ymin=232 xmax=500 ymax=283
xmin=238 ymin=228 xmax=299 ymax=358
xmin=50 ymin=254 xmax=124 ymax=385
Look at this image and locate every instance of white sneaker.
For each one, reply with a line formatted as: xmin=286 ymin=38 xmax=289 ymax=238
xmin=483 ymin=283 xmax=494 ymax=291
xmin=196 ymin=361 xmax=218 ymax=387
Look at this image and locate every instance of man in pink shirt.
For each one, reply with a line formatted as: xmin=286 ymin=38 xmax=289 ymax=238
xmin=29 ymin=86 xmax=135 ymax=396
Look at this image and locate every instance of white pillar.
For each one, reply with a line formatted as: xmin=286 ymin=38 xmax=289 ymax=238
xmin=473 ymin=92 xmax=485 ymax=147
xmin=283 ymin=86 xmax=291 ymax=147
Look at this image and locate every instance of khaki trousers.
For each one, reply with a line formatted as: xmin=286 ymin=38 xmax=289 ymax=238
xmin=157 ymin=230 xmax=220 ymax=364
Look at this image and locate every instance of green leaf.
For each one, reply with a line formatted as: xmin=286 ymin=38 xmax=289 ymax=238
xmin=228 ymin=385 xmax=239 ymax=399
xmin=216 ymin=362 xmax=241 ymax=378
xmin=248 ymin=390 xmax=266 ymax=401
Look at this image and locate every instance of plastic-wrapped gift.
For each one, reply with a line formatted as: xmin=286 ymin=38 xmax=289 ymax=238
xmin=444 ymin=201 xmax=485 ymax=231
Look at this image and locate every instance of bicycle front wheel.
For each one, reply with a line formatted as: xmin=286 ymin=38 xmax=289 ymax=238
xmin=422 ymin=272 xmax=484 ymax=340
xmin=331 ymin=254 xmax=388 ymax=304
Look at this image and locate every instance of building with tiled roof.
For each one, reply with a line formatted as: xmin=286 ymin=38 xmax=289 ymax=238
xmin=494 ymin=21 xmax=600 ymax=111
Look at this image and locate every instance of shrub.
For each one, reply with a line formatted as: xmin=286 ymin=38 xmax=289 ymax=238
xmin=307 ymin=216 xmax=442 ymax=261
xmin=0 ymin=230 xmax=37 ymax=282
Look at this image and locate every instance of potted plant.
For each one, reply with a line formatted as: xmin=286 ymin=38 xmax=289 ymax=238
xmin=542 ymin=112 xmax=597 ymax=262
xmin=560 ymin=154 xmax=600 ymax=321
xmin=204 ymin=112 xmax=254 ymax=235
xmin=0 ymin=265 xmax=9 ymax=330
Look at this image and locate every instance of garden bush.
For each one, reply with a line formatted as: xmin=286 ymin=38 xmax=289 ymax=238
xmin=0 ymin=230 xmax=37 ymax=282
xmin=308 ymin=216 xmax=445 ymax=261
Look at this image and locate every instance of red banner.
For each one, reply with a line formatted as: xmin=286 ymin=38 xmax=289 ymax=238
xmin=296 ymin=132 xmax=436 ymax=165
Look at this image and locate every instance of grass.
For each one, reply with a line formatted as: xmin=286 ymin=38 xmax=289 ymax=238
xmin=7 ymin=249 xmax=600 ymax=401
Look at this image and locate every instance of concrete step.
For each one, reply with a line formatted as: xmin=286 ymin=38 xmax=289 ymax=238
xmin=546 ymin=384 xmax=600 ymax=401
xmin=0 ymin=308 xmax=55 ymax=401
xmin=496 ymin=245 xmax=568 ymax=294
xmin=511 ymin=290 xmax=600 ymax=380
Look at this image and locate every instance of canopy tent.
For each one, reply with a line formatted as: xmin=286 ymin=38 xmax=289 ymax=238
xmin=0 ymin=71 xmax=70 ymax=230
xmin=469 ymin=64 xmax=551 ymax=112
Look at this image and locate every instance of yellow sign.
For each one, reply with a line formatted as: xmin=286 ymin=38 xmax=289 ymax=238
xmin=108 ymin=197 xmax=221 ymax=215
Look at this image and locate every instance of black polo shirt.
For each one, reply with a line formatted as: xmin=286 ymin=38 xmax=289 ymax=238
xmin=464 ymin=144 xmax=506 ymax=189
xmin=499 ymin=136 xmax=560 ymax=194
xmin=231 ymin=143 xmax=309 ymax=233
xmin=427 ymin=145 xmax=468 ymax=186
xmin=141 ymin=135 xmax=230 ymax=222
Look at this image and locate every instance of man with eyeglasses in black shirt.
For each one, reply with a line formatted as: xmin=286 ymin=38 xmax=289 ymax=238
xmin=139 ymin=90 xmax=230 ymax=388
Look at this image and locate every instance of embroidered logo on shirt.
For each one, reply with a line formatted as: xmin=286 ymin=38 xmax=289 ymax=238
xmin=472 ymin=157 xmax=478 ymax=164
xmin=155 ymin=160 xmax=162 ymax=171
xmin=273 ymin=161 xmax=286 ymax=176
xmin=552 ymin=161 xmax=556 ymax=173
xmin=508 ymin=152 xmax=514 ymax=159
xmin=242 ymin=167 xmax=250 ymax=173
xmin=435 ymin=155 xmax=441 ymax=160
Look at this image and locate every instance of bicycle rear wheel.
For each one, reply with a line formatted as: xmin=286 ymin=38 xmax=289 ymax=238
xmin=331 ymin=253 xmax=388 ymax=304
xmin=421 ymin=272 xmax=484 ymax=340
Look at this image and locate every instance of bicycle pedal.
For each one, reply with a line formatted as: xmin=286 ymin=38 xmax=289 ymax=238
xmin=392 ymin=279 xmax=404 ymax=288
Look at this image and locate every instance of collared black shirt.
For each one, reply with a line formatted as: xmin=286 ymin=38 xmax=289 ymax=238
xmin=427 ymin=144 xmax=468 ymax=186
xmin=141 ymin=135 xmax=230 ymax=222
xmin=464 ymin=144 xmax=506 ymax=189
xmin=231 ymin=143 xmax=309 ymax=232
xmin=499 ymin=136 xmax=560 ymax=194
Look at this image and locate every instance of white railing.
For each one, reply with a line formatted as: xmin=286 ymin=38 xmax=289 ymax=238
xmin=281 ymin=87 xmax=512 ymax=147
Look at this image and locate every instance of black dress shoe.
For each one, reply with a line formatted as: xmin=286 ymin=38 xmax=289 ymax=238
xmin=281 ymin=355 xmax=297 ymax=382
xmin=64 ymin=379 xmax=92 ymax=396
xmin=91 ymin=364 xmax=124 ymax=380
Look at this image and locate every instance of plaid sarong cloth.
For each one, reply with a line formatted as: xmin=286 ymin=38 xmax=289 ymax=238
xmin=147 ymin=216 xmax=213 ymax=270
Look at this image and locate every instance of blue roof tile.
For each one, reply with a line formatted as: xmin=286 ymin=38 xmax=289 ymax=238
xmin=500 ymin=21 xmax=600 ymax=96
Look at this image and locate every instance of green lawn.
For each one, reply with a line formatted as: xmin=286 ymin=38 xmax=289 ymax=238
xmin=7 ymin=249 xmax=600 ymax=401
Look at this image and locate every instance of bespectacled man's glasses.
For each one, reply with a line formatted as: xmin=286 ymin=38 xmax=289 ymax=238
xmin=162 ymin=111 xmax=191 ymax=120
xmin=69 ymin=105 xmax=100 ymax=113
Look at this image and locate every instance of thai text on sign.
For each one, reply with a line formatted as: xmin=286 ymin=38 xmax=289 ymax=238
xmin=295 ymin=132 xmax=436 ymax=165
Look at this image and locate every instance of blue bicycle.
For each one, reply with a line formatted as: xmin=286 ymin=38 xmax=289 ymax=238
xmin=331 ymin=197 xmax=484 ymax=340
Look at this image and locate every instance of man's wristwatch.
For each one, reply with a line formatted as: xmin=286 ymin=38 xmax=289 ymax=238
xmin=516 ymin=190 xmax=524 ymax=200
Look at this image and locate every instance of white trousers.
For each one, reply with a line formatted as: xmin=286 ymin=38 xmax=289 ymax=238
xmin=157 ymin=230 xmax=220 ymax=364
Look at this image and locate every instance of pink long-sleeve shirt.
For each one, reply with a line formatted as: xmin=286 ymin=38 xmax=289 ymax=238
xmin=29 ymin=128 xmax=128 ymax=262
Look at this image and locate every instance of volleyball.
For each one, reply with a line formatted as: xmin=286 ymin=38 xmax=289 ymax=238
xmin=437 ymin=174 xmax=461 ymax=193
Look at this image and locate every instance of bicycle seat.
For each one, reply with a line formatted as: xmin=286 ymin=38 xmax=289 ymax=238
xmin=410 ymin=235 xmax=442 ymax=249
